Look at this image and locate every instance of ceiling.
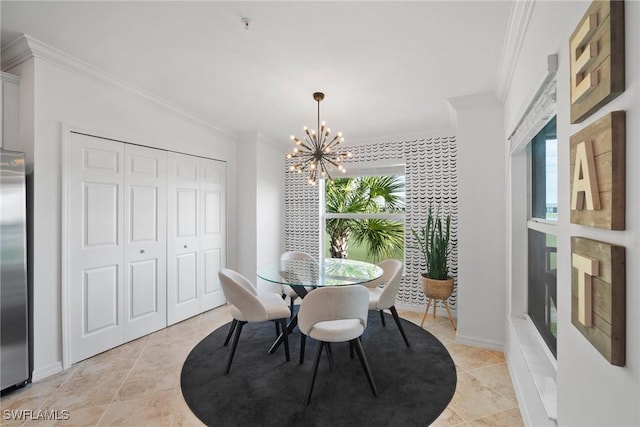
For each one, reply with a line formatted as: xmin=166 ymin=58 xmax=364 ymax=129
xmin=1 ymin=1 xmax=513 ymax=144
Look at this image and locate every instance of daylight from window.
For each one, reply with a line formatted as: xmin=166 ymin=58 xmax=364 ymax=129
xmin=323 ymin=175 xmax=405 ymax=264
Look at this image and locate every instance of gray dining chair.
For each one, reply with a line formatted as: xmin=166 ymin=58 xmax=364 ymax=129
xmin=366 ymin=259 xmax=410 ymax=347
xmin=298 ymin=285 xmax=378 ymax=404
xmin=218 ymin=268 xmax=291 ymax=374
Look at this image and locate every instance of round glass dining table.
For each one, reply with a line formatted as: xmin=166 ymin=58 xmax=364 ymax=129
xmin=257 ymin=258 xmax=383 ymax=355
xmin=257 ymin=258 xmax=383 ymax=292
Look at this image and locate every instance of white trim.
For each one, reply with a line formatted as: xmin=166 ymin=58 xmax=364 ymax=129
xmin=495 ymin=0 xmax=536 ymax=101
xmin=0 ymin=71 xmax=21 ymax=85
xmin=32 ymin=362 xmax=63 ymax=382
xmin=1 ymin=35 xmax=236 ymax=138
xmin=455 ymin=333 xmax=504 ymax=352
xmin=60 ymin=126 xmax=73 ymax=370
xmin=524 ymin=314 xmax=557 ymax=370
xmin=508 ymin=316 xmax=558 ymax=421
xmin=509 ymin=55 xmax=558 ymax=155
xmin=527 ymin=219 xmax=557 ymax=236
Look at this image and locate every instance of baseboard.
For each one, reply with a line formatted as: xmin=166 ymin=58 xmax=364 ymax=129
xmin=32 ymin=361 xmax=63 ymax=382
xmin=455 ymin=333 xmax=504 ymax=352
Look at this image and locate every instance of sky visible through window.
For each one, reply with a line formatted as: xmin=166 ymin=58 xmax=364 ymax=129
xmin=546 ymin=139 xmax=557 ymax=204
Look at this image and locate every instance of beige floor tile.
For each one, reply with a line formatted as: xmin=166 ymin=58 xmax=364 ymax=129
xmin=170 ymin=396 xmax=205 ymax=427
xmin=445 ymin=343 xmax=504 ymax=372
xmin=97 ymin=392 xmax=176 ymax=426
xmin=468 ymin=408 xmax=524 ymax=427
xmin=1 ymin=368 xmax=77 ymax=414
xmin=449 ymin=373 xmax=517 ymax=422
xmin=20 ymin=405 xmax=107 ymax=427
xmin=430 ymin=407 xmax=466 ymax=427
xmin=467 ymin=363 xmax=518 ymax=404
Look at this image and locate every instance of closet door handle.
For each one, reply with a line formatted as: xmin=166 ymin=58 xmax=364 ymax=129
xmin=184 ymin=245 xmax=188 ymax=248
xmin=140 ymin=249 xmax=145 ymax=254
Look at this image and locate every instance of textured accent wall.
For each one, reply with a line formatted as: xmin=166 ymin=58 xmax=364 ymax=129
xmin=285 ymin=136 xmax=458 ymax=310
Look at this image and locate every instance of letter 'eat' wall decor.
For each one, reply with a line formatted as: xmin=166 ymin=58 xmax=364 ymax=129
xmin=571 ymin=237 xmax=625 ymax=366
xmin=569 ymin=110 xmax=625 ymax=230
xmin=569 ymin=0 xmax=624 ymax=124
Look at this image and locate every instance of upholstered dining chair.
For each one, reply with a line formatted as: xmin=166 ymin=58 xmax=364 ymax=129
xmin=366 ymin=259 xmax=410 ymax=347
xmin=280 ymin=251 xmax=314 ymax=314
xmin=298 ymin=285 xmax=378 ymax=404
xmin=218 ymin=268 xmax=291 ymax=374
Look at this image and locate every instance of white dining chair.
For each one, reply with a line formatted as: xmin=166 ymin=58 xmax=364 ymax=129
xmin=298 ymin=285 xmax=378 ymax=404
xmin=280 ymin=251 xmax=314 ymax=314
xmin=366 ymin=259 xmax=410 ymax=347
xmin=218 ymin=268 xmax=291 ymax=374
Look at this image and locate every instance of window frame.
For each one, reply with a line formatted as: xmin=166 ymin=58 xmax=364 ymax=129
xmin=525 ymin=115 xmax=558 ymax=360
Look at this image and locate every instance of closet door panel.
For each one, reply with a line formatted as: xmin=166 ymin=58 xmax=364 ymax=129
xmin=123 ymin=145 xmax=167 ymax=340
xmin=69 ymin=133 xmax=125 ymax=363
xmin=199 ymin=159 xmax=226 ymax=311
xmin=167 ymin=152 xmax=200 ymax=324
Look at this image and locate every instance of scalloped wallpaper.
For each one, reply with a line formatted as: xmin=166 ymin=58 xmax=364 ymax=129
xmin=285 ymin=136 xmax=458 ymax=310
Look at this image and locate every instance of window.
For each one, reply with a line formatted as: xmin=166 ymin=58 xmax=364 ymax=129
xmin=322 ymin=174 xmax=405 ymax=264
xmin=528 ymin=116 xmax=557 ymax=357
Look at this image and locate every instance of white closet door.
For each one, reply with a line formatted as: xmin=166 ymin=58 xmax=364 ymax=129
xmin=199 ymin=158 xmax=226 ymax=311
xmin=167 ymin=152 xmax=201 ymax=324
xmin=69 ymin=133 xmax=124 ymax=363
xmin=123 ymin=145 xmax=167 ymax=340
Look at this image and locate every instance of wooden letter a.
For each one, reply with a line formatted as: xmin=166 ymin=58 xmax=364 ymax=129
xmin=571 ymin=140 xmax=601 ymax=210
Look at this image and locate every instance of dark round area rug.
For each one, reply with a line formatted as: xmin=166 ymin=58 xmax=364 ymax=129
xmin=181 ymin=311 xmax=457 ymax=427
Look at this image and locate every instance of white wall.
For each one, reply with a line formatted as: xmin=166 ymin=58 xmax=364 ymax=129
xmin=448 ymin=93 xmax=506 ymax=350
xmin=3 ymin=37 xmax=239 ymax=380
xmin=236 ymin=131 xmax=285 ymax=293
xmin=505 ymin=1 xmax=640 ymax=425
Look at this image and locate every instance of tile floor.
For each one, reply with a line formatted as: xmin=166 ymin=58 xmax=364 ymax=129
xmin=1 ymin=306 xmax=523 ymax=426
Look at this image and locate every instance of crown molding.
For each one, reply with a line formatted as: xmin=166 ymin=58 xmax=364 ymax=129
xmin=495 ymin=0 xmax=536 ymax=102
xmin=1 ymin=71 xmax=21 ymax=85
xmin=1 ymin=35 xmax=237 ymax=139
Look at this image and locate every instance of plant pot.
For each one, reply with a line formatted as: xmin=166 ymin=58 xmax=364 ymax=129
xmin=420 ymin=276 xmax=454 ymax=300
xmin=420 ymin=276 xmax=456 ymax=330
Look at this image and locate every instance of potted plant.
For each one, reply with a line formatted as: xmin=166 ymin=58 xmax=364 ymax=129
xmin=411 ymin=205 xmax=455 ymax=305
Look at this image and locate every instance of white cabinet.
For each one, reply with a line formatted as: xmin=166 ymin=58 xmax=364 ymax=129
xmin=67 ymin=132 xmax=225 ymax=363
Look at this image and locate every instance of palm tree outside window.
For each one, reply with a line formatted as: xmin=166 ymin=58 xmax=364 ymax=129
xmin=322 ymin=174 xmax=405 ymax=263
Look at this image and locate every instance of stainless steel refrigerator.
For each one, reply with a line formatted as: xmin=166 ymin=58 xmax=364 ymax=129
xmin=1 ymin=149 xmax=30 ymax=390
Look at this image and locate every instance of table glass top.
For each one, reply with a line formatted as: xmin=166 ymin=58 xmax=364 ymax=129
xmin=257 ymin=258 xmax=383 ymax=287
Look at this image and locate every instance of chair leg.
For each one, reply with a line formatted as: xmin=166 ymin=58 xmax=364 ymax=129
xmin=290 ymin=298 xmax=295 ymax=318
xmin=379 ymin=309 xmax=386 ymax=327
xmin=300 ymin=334 xmax=307 ymax=364
xmin=224 ymin=319 xmax=237 ymax=347
xmin=279 ymin=318 xmax=290 ymax=362
xmin=305 ymin=341 xmax=325 ymax=405
xmin=389 ymin=306 xmax=410 ymax=347
xmin=352 ymin=338 xmax=378 ymax=396
xmin=225 ymin=321 xmax=246 ymax=374
xmin=325 ymin=343 xmax=334 ymax=370
xmin=275 ymin=321 xmax=280 ymax=337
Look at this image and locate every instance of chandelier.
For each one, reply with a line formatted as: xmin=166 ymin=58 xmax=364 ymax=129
xmin=287 ymin=92 xmax=352 ymax=185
